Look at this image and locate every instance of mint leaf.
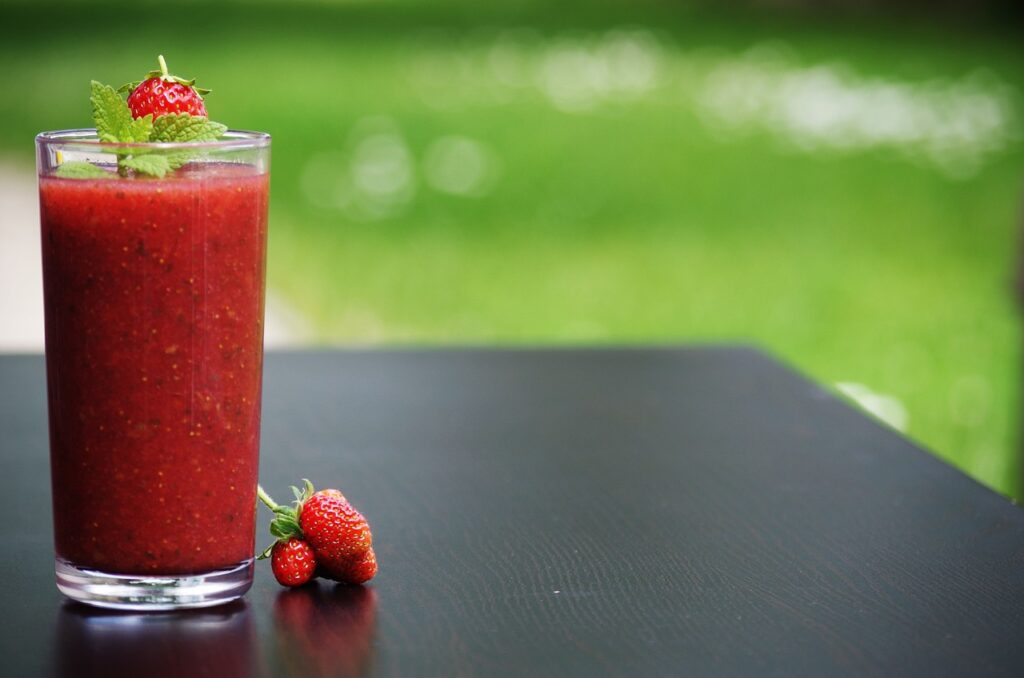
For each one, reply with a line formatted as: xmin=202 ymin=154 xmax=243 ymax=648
xmin=125 ymin=114 xmax=154 ymax=143
xmin=90 ymin=81 xmax=133 ymax=143
xmin=153 ymin=114 xmax=228 ymax=171
xmin=121 ymin=154 xmax=171 ymax=178
xmin=152 ymin=113 xmax=226 ymax=143
xmin=165 ymin=154 xmax=191 ymax=171
xmin=54 ymin=161 xmax=112 ymax=179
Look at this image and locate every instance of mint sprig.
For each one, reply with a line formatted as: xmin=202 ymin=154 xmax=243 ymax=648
xmin=153 ymin=113 xmax=228 ymax=173
xmin=57 ymin=76 xmax=227 ymax=179
xmin=91 ymin=81 xmax=140 ymax=143
xmin=121 ymin=154 xmax=172 ymax=178
xmin=152 ymin=113 xmax=227 ymax=143
xmin=54 ymin=161 xmax=113 ymax=179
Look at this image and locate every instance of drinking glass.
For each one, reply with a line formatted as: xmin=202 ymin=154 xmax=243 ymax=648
xmin=36 ymin=129 xmax=270 ymax=609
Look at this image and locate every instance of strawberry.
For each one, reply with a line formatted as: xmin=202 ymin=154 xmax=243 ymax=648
xmin=122 ymin=55 xmax=209 ymax=120
xmin=271 ymin=538 xmax=317 ymax=587
xmin=257 ymin=480 xmax=377 ymax=587
xmin=320 ymin=547 xmax=377 ymax=585
xmin=300 ymin=490 xmax=373 ymax=569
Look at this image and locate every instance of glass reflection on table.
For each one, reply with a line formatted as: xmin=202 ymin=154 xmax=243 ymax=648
xmin=55 ymin=600 xmax=259 ymax=677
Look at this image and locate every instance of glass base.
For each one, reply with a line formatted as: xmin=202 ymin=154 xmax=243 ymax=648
xmin=55 ymin=558 xmax=254 ymax=611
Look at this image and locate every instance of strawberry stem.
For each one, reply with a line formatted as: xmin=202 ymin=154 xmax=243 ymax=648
xmin=158 ymin=54 xmax=169 ymax=79
xmin=257 ymin=484 xmax=279 ymax=511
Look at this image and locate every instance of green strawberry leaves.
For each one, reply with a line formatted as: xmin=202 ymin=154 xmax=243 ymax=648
xmin=118 ymin=55 xmax=212 ymax=97
xmin=59 ymin=78 xmax=227 ymax=179
xmin=255 ymin=481 xmax=316 ymax=560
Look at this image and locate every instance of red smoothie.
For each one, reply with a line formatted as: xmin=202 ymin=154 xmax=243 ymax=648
xmin=39 ymin=163 xmax=269 ymax=576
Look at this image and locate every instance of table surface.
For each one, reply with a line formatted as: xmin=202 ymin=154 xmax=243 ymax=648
xmin=1 ymin=348 xmax=1022 ymax=677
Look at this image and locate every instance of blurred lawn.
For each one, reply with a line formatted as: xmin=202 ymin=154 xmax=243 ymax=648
xmin=1 ymin=2 xmax=1022 ymax=496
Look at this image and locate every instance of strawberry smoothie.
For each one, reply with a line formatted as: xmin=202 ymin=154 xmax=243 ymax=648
xmin=40 ymin=162 xmax=269 ymax=576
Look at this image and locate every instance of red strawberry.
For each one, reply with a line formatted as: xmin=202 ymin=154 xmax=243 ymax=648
xmin=124 ymin=55 xmax=209 ymax=120
xmin=320 ymin=547 xmax=377 ymax=585
xmin=271 ymin=538 xmax=317 ymax=587
xmin=319 ymin=488 xmax=347 ymax=502
xmin=257 ymin=480 xmax=377 ymax=587
xmin=300 ymin=490 xmax=373 ymax=572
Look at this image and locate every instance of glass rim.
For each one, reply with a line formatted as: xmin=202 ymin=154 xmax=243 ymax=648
xmin=36 ymin=128 xmax=271 ymax=150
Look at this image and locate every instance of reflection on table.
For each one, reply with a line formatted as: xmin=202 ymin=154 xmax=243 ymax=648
xmin=55 ymin=600 xmax=258 ymax=677
xmin=273 ymin=582 xmax=378 ymax=677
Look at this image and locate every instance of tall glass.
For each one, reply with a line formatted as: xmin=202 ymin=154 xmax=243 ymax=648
xmin=36 ymin=130 xmax=270 ymax=610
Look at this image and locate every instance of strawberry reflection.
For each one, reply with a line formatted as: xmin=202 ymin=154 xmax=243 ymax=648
xmin=273 ymin=583 xmax=378 ymax=678
xmin=55 ymin=600 xmax=259 ymax=678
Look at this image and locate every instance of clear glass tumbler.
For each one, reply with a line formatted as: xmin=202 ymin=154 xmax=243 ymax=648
xmin=36 ymin=129 xmax=270 ymax=610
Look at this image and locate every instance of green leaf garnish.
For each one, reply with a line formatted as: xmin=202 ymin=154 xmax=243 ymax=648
xmin=54 ymin=161 xmax=112 ymax=179
xmin=91 ymin=80 xmax=133 ymax=144
xmin=63 ymin=62 xmax=227 ymax=179
xmin=121 ymin=154 xmax=171 ymax=178
xmin=152 ymin=113 xmax=226 ymax=143
xmin=125 ymin=114 xmax=155 ymax=143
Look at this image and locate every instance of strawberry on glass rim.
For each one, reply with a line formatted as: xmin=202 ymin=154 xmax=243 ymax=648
xmin=121 ymin=54 xmax=210 ymax=119
xmin=53 ymin=56 xmax=228 ymax=179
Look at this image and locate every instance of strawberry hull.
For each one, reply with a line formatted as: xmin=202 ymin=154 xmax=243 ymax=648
xmin=40 ymin=163 xmax=268 ymax=576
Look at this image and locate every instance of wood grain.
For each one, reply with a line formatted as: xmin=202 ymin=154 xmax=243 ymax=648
xmin=1 ymin=348 xmax=1022 ymax=677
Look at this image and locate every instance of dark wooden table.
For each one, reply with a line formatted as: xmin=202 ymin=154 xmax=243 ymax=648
xmin=1 ymin=348 xmax=1022 ymax=677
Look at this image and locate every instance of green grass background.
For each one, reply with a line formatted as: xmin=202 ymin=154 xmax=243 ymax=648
xmin=2 ymin=1 xmax=1022 ymax=496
